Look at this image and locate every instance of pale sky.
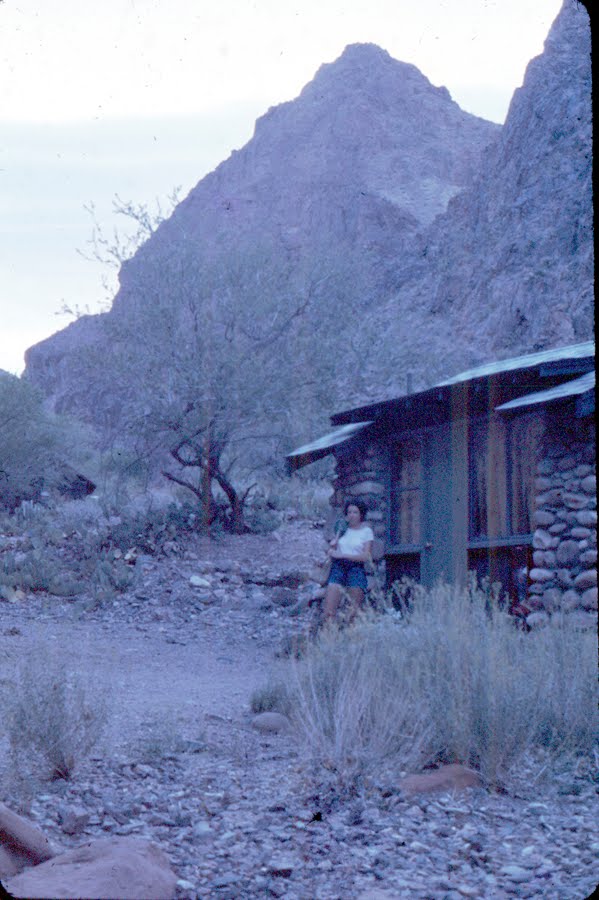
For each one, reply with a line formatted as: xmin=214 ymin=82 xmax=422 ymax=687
xmin=1 ymin=0 xmax=563 ymax=374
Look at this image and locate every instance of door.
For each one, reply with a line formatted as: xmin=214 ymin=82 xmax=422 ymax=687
xmin=388 ymin=420 xmax=468 ymax=589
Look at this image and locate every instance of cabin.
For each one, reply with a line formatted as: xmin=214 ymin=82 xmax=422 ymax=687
xmin=286 ymin=342 xmax=596 ymax=627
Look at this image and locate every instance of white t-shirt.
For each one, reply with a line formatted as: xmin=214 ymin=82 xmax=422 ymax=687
xmin=337 ymin=524 xmax=374 ymax=558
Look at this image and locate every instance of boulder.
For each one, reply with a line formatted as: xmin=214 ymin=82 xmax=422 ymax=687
xmin=251 ymin=712 xmax=292 ymax=734
xmin=0 ymin=802 xmax=55 ymax=878
xmin=4 ymin=836 xmax=177 ymax=900
xmin=399 ymin=764 xmax=482 ymax=797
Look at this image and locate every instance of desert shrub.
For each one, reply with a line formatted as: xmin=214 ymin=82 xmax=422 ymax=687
xmin=285 ymin=623 xmax=431 ymax=783
xmin=250 ymin=680 xmax=292 ymax=715
xmin=0 ymin=548 xmax=58 ymax=593
xmin=277 ymin=580 xmax=598 ymax=786
xmin=0 ymin=374 xmax=60 ymax=511
xmin=4 ymin=648 xmax=108 ymax=781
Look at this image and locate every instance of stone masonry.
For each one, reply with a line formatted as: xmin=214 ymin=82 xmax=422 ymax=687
xmin=331 ymin=408 xmax=597 ymax=628
xmin=331 ymin=438 xmax=387 ymax=540
xmin=528 ymin=415 xmax=597 ymax=629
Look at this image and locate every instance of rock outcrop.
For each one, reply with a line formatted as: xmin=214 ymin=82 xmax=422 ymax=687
xmin=364 ymin=0 xmax=593 ymax=400
xmin=3 ymin=836 xmax=177 ymax=900
xmin=24 ymin=1 xmax=592 ymax=441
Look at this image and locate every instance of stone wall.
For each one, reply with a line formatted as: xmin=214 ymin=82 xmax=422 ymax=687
xmin=331 ymin=438 xmax=387 ymax=539
xmin=528 ymin=414 xmax=597 ymax=629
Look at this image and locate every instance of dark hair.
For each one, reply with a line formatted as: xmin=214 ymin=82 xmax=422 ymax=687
xmin=344 ymin=499 xmax=367 ymax=521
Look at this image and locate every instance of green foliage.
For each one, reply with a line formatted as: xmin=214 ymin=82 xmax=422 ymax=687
xmin=0 ymin=373 xmax=60 ymax=511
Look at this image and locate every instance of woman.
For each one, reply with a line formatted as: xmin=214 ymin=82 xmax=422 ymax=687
xmin=323 ymin=499 xmax=374 ymax=624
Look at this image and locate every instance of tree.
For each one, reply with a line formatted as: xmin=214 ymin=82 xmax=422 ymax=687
xmin=0 ymin=373 xmax=60 ymax=511
xmin=69 ymin=194 xmax=377 ymax=530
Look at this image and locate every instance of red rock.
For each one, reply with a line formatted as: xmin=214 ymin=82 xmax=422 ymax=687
xmin=399 ymin=764 xmax=482 ymax=797
xmin=0 ymin=802 xmax=55 ymax=878
xmin=4 ymin=836 xmax=177 ymax=900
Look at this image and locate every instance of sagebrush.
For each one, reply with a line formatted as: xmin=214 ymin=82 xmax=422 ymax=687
xmin=3 ymin=648 xmax=108 ymax=782
xmin=261 ymin=580 xmax=597 ymax=786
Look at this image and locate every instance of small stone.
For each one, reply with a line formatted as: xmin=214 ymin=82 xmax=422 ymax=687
xmin=557 ymin=456 xmax=577 ymax=472
xmin=532 ymin=530 xmax=554 ymax=550
xmin=556 ymin=540 xmax=580 ymax=565
xmin=268 ymin=856 xmax=295 ymax=877
xmin=537 ymin=459 xmax=555 ymax=476
xmin=500 ymin=864 xmax=530 ymax=883
xmin=192 ymin=821 xmax=213 ymax=840
xmin=211 ymin=873 xmax=238 ymax=888
xmin=533 ymin=507 xmax=556 ymax=526
xmin=399 ymin=765 xmax=481 ymax=797
xmin=562 ymin=589 xmax=582 ymax=612
xmin=574 ymin=569 xmax=597 ymax=591
xmin=533 ymin=550 xmax=556 ymax=567
xmin=557 ymin=569 xmax=574 ymax=587
xmin=576 ymin=509 xmax=597 ymax=527
xmin=563 ymin=492 xmax=589 ymax=510
xmin=580 ymin=587 xmax=598 ymax=610
xmin=251 ymin=712 xmax=292 ymax=734
xmin=581 ymin=474 xmax=596 ymax=494
xmin=571 ymin=526 xmax=592 ymax=539
xmin=529 ymin=568 xmax=554 ymax=583
xmin=189 ymin=575 xmax=211 ymax=588
xmin=541 ymin=588 xmax=562 ymax=611
xmin=59 ymin=805 xmax=90 ymax=836
xmin=548 ymin=522 xmax=567 ymax=534
xmin=526 ymin=611 xmax=549 ymax=628
xmin=535 ymin=489 xmax=563 ymax=506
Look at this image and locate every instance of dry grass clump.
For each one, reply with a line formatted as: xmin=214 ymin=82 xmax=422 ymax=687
xmin=3 ymin=647 xmax=108 ymax=783
xmin=271 ymin=580 xmax=597 ymax=786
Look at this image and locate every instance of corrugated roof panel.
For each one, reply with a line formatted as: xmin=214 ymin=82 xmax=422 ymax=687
xmin=496 ymin=371 xmax=595 ymax=411
xmin=286 ymin=421 xmax=374 ymax=459
xmin=435 ymin=341 xmax=595 ymax=387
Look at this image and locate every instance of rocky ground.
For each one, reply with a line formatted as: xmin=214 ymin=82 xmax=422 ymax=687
xmin=1 ymin=517 xmax=598 ymax=899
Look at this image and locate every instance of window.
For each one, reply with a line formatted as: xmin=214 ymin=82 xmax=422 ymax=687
xmin=469 ymin=412 xmax=542 ymax=541
xmin=391 ymin=437 xmax=422 ymax=546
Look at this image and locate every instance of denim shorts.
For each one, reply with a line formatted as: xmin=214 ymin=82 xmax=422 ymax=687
xmin=328 ymin=559 xmax=368 ymax=591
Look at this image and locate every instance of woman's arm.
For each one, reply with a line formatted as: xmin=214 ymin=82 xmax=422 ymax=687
xmin=329 ymin=540 xmax=373 ymax=563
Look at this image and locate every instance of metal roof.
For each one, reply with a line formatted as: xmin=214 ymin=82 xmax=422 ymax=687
xmin=496 ymin=371 xmax=596 ymax=412
xmin=286 ymin=421 xmax=373 ymax=460
xmin=435 ymin=341 xmax=595 ymax=387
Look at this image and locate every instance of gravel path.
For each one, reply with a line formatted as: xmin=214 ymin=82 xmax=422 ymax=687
xmin=1 ymin=520 xmax=598 ymax=899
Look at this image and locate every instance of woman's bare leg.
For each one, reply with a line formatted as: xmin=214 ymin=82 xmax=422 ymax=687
xmin=347 ymin=587 xmax=365 ymax=624
xmin=323 ymin=583 xmax=343 ymax=623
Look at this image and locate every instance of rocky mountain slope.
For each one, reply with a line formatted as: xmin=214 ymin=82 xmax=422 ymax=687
xmin=363 ymin=0 xmax=593 ymax=401
xmin=24 ymin=0 xmax=592 ymax=444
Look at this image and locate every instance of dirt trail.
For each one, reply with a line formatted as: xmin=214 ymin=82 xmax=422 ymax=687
xmin=0 ymin=519 xmax=323 ymax=762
